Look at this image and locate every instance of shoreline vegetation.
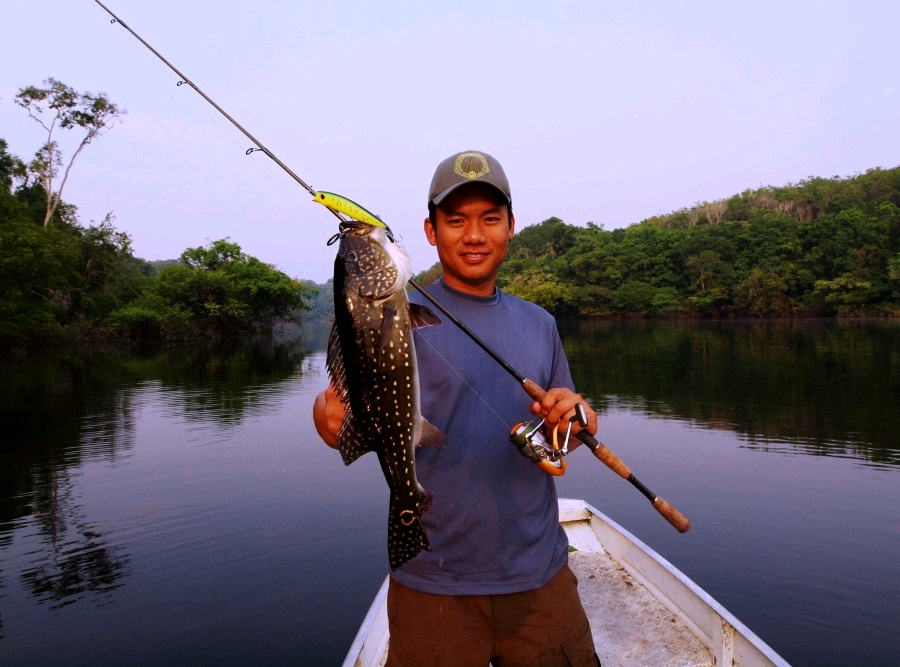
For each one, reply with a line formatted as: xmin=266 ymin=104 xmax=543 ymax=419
xmin=0 ymin=78 xmax=309 ymax=357
xmin=2 ymin=132 xmax=898 ymax=356
xmin=1 ymin=132 xmax=313 ymax=356
xmin=301 ymin=166 xmax=900 ymax=322
xmin=478 ymin=165 xmax=899 ymax=320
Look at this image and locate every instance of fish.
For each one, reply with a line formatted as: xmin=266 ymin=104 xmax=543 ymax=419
xmin=313 ymin=191 xmax=387 ymax=228
xmin=327 ymin=221 xmax=447 ymax=570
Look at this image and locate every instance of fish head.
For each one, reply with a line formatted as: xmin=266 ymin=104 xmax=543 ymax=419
xmin=336 ymin=222 xmax=412 ymax=298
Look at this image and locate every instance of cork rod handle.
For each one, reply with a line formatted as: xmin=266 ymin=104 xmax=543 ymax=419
xmin=521 ymin=378 xmax=691 ymax=534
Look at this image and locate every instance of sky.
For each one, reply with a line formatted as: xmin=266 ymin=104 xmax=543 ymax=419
xmin=1 ymin=0 xmax=898 ymax=283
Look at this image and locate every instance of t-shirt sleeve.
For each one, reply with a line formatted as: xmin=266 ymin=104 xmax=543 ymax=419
xmin=548 ymin=320 xmax=575 ymax=392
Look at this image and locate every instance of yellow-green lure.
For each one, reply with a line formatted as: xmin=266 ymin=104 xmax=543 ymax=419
xmin=313 ymin=191 xmax=386 ymax=228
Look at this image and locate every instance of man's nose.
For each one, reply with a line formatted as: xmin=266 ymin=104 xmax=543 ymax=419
xmin=462 ymin=221 xmax=487 ymax=243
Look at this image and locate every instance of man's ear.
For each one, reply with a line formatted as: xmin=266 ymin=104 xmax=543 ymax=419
xmin=508 ymin=212 xmax=516 ymax=240
xmin=424 ymin=216 xmax=437 ymax=246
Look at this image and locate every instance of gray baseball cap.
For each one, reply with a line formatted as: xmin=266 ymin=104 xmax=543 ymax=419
xmin=428 ymin=150 xmax=511 ymax=206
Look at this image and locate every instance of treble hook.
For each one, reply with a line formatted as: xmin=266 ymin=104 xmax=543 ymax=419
xmin=325 ymin=221 xmax=395 ymax=245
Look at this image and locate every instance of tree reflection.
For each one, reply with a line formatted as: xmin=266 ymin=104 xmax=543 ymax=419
xmin=563 ymin=319 xmax=899 ymax=466
xmin=21 ymin=467 xmax=130 ymax=609
xmin=0 ymin=335 xmax=312 ymax=611
xmin=127 ymin=336 xmax=311 ymax=424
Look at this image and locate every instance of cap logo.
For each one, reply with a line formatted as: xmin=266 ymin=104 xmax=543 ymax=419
xmin=453 ymin=152 xmax=490 ymax=180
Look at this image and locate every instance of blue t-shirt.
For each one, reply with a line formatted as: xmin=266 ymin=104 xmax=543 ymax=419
xmin=392 ymin=279 xmax=574 ymax=595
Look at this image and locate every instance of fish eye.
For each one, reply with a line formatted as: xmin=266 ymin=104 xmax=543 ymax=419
xmin=319 ymin=193 xmax=325 ymax=200
xmin=345 ymin=251 xmax=357 ymax=261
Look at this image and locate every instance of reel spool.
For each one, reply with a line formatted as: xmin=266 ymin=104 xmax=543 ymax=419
xmin=508 ymin=404 xmax=589 ymax=476
xmin=509 ymin=419 xmax=567 ymax=476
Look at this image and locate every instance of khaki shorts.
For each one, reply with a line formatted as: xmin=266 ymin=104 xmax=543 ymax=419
xmin=386 ymin=564 xmax=600 ymax=667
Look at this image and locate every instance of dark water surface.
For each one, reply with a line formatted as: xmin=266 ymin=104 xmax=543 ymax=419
xmin=1 ymin=320 xmax=897 ymax=666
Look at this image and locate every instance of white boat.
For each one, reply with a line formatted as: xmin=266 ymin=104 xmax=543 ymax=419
xmin=343 ymin=498 xmax=791 ymax=667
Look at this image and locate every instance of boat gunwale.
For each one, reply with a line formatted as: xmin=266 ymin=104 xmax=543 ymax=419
xmin=560 ymin=498 xmax=790 ymax=667
xmin=343 ymin=498 xmax=791 ymax=667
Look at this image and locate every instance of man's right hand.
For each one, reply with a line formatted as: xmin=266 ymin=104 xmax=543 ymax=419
xmin=313 ymin=383 xmax=346 ymax=449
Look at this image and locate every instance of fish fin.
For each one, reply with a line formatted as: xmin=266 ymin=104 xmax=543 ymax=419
xmin=416 ymin=418 xmax=448 ymax=449
xmin=326 ymin=322 xmax=349 ymax=403
xmin=387 ymin=495 xmax=432 ymax=571
xmin=408 ymin=303 xmax=442 ymax=329
xmin=326 ymin=322 xmax=372 ymax=465
xmin=337 ymin=418 xmax=370 ymax=466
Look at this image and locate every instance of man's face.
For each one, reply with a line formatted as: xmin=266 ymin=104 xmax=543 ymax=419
xmin=424 ymin=183 xmax=514 ymax=297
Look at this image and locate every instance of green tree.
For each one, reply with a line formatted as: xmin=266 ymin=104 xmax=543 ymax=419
xmin=15 ymin=78 xmax=123 ymax=227
xmin=78 ymin=214 xmax=148 ymax=321
xmin=612 ymin=280 xmax=657 ymax=313
xmin=0 ymin=139 xmax=27 ymax=190
xmin=733 ymin=267 xmax=793 ymax=316
xmin=0 ymin=198 xmax=81 ymax=338
xmin=145 ymin=239 xmax=313 ymax=337
xmin=502 ymin=267 xmax=575 ymax=315
xmin=508 ymin=217 xmax=579 ymax=260
xmin=413 ymin=262 xmax=443 ymax=288
xmin=180 ymin=239 xmax=245 ymax=270
xmin=297 ymin=279 xmax=330 ymax=319
xmin=813 ymin=275 xmax=873 ymax=313
xmin=685 ymin=250 xmax=725 ymax=291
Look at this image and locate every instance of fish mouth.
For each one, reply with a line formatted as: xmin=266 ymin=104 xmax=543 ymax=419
xmin=340 ymin=220 xmax=374 ymax=237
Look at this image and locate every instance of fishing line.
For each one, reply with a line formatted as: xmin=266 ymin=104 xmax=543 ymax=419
xmin=96 ymin=2 xmax=329 ymax=237
xmin=91 ymin=2 xmax=692 ymax=533
xmin=93 ymin=2 xmax=501 ymax=416
xmin=413 ymin=330 xmax=510 ymax=431
xmin=94 ymin=1 xmax=339 ymax=212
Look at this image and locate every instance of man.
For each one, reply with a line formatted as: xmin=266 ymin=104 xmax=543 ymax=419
xmin=314 ymin=150 xmax=600 ymax=666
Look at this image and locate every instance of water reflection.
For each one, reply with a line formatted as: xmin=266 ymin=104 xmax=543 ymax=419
xmin=561 ymin=319 xmax=899 ymax=467
xmin=143 ymin=340 xmax=309 ymax=425
xmin=20 ymin=466 xmax=130 ymax=611
xmin=0 ymin=334 xmax=313 ymax=616
xmin=0 ymin=321 xmax=895 ymax=665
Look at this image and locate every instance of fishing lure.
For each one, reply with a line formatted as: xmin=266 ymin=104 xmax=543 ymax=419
xmin=313 ymin=191 xmax=386 ymax=228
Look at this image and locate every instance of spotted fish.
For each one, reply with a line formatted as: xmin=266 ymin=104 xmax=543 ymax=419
xmin=327 ymin=221 xmax=447 ymax=570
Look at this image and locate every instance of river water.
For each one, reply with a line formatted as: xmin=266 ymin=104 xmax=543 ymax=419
xmin=1 ymin=320 xmax=897 ymax=666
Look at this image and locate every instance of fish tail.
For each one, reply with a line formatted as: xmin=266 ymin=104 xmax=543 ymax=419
xmin=387 ymin=494 xmax=432 ymax=571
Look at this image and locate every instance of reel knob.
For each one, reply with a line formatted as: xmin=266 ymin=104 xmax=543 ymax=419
xmin=571 ymin=403 xmax=588 ymax=428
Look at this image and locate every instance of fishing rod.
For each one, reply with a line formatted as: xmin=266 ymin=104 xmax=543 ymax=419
xmin=409 ymin=286 xmax=691 ymax=533
xmin=94 ymin=1 xmax=690 ymax=533
xmin=93 ymin=0 xmax=320 ymax=202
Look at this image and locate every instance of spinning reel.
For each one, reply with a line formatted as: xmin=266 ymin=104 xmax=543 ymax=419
xmin=509 ymin=404 xmax=589 ymax=476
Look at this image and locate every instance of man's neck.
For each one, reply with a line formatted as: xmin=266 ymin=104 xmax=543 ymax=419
xmin=440 ymin=274 xmax=497 ymax=297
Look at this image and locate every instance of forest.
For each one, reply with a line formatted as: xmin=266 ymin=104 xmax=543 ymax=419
xmin=0 ymin=79 xmax=316 ymax=355
xmin=2 ymin=78 xmax=897 ymax=357
xmin=0 ymin=134 xmax=312 ymax=353
xmin=422 ymin=166 xmax=899 ymax=319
